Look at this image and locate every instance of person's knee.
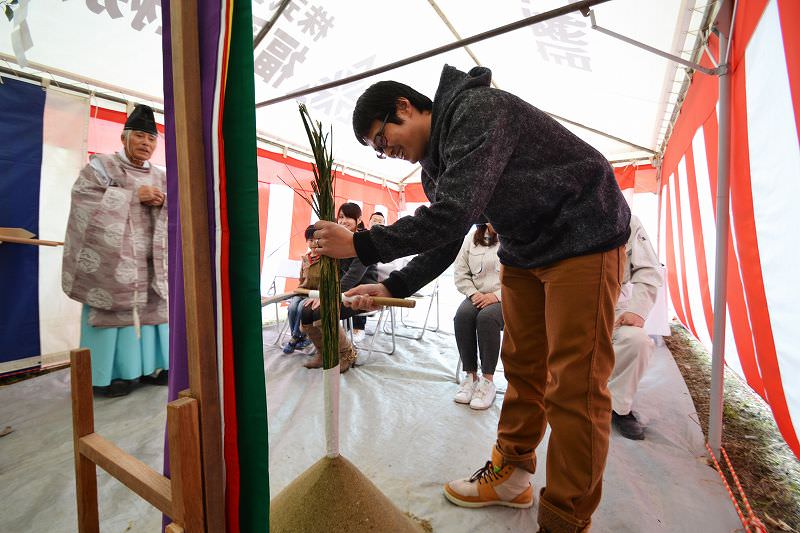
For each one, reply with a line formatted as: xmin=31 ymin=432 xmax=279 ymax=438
xmin=454 ymin=304 xmax=475 ymax=327
xmin=476 ymin=308 xmax=502 ymax=332
xmin=615 ymin=325 xmax=650 ymax=346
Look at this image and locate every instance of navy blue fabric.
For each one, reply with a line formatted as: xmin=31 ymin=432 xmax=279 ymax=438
xmin=0 ymin=76 xmax=45 ymax=366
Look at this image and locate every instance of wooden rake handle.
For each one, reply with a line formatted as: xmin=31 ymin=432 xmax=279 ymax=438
xmin=294 ymin=288 xmax=416 ymax=308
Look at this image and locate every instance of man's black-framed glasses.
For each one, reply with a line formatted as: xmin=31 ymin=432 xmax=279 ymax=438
xmin=373 ymin=112 xmax=390 ymax=159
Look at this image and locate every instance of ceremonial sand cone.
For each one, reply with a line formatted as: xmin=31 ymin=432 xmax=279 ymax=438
xmin=269 ymin=455 xmax=430 ymax=532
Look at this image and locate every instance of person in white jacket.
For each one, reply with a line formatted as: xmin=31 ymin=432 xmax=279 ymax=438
xmin=609 ymin=215 xmax=663 ymax=440
xmin=452 ymin=224 xmax=503 ymax=410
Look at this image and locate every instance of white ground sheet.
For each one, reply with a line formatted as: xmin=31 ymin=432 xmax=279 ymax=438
xmin=0 ymin=276 xmax=742 ymax=532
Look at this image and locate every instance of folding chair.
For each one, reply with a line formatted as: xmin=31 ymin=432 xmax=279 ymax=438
xmin=263 ymin=258 xmax=302 ymax=345
xmin=349 ymin=306 xmax=397 ymax=366
xmin=384 ymin=278 xmax=440 ymax=340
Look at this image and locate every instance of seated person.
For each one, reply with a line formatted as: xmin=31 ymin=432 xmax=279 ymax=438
xmin=452 ymin=224 xmax=503 ymax=410
xmin=368 ymin=211 xmax=386 ymax=227
xmin=301 ymin=202 xmax=378 ymax=372
xmin=282 ymin=225 xmax=320 ymax=354
xmin=609 ymin=215 xmax=663 ymax=440
xmin=349 ymin=205 xmax=371 ymax=342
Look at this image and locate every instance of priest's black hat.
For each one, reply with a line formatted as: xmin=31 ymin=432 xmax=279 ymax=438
xmin=124 ymin=104 xmax=158 ymax=135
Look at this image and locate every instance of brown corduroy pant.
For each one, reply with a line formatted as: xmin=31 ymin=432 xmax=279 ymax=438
xmin=495 ymin=246 xmax=624 ymax=533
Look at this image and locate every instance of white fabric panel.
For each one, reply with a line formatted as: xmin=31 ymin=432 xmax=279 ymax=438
xmin=667 ymin=174 xmax=689 ymax=319
xmin=631 ymin=192 xmax=659 ymax=252
xmin=400 ymin=202 xmax=426 ymax=219
xmin=37 ymin=88 xmax=87 ymax=361
xmin=746 ymin=0 xmax=800 ymax=430
xmin=621 ymin=187 xmax=635 ymax=206
xmin=261 ymin=184 xmax=295 ymax=296
xmin=691 ymin=126 xmax=717 ymax=293
xmin=659 ymin=188 xmax=668 ymax=265
xmin=678 ymin=157 xmax=711 ymax=346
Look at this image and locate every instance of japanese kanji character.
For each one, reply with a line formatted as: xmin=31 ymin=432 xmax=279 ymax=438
xmin=536 ymin=41 xmax=592 ymax=71
xmin=255 ymin=29 xmax=303 ymax=85
xmin=522 ymin=6 xmax=588 ymax=46
xmin=130 ymin=0 xmax=161 ymax=34
xmin=273 ymin=45 xmax=308 ymax=87
xmin=297 ymin=5 xmax=334 ymax=41
xmin=255 ymin=50 xmax=283 ymax=84
xmin=86 ymin=0 xmax=126 ymax=19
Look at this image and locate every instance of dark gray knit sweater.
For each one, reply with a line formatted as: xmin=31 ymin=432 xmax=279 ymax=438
xmin=353 ymin=65 xmax=631 ymax=298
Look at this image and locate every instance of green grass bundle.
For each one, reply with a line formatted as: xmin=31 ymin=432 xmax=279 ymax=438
xmin=298 ymin=104 xmax=340 ymax=370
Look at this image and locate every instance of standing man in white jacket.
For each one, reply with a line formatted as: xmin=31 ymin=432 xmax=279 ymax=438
xmin=609 ymin=215 xmax=663 ymax=440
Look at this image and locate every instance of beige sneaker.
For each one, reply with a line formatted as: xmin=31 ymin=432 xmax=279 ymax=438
xmin=444 ymin=446 xmax=533 ymax=508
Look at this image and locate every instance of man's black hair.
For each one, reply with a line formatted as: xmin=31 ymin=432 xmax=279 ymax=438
xmin=304 ymin=225 xmax=316 ymax=240
xmin=370 ymin=211 xmax=385 ymax=218
xmin=352 ymin=81 xmax=433 ymax=146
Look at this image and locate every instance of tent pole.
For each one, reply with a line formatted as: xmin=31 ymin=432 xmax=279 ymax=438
xmin=708 ymin=0 xmax=733 ymax=459
xmin=253 ymin=0 xmax=292 ymax=50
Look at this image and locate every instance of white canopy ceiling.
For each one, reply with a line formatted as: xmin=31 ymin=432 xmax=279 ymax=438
xmin=0 ymin=0 xmax=710 ymax=184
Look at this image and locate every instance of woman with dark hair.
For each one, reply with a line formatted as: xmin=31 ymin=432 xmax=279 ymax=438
xmin=337 ymin=202 xmax=368 ymax=341
xmin=300 ymin=202 xmax=377 ymax=372
xmin=452 ymin=223 xmax=503 ymax=410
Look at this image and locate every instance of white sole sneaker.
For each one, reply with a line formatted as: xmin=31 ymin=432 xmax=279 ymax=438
xmin=443 ymin=483 xmax=534 ymax=508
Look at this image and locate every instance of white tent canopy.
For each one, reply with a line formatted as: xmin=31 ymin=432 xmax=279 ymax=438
xmin=0 ymin=0 xmax=709 ymax=184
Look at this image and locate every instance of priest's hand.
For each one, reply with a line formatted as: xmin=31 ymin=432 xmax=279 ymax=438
xmin=312 ymin=221 xmax=356 ymax=259
xmin=342 ymin=283 xmax=391 ymax=312
xmin=138 ymin=185 xmax=165 ymax=206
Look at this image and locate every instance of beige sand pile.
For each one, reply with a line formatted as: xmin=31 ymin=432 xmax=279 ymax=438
xmin=270 ymin=455 xmax=431 ymax=532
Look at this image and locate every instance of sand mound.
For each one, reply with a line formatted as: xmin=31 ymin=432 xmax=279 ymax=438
xmin=270 ymin=455 xmax=429 ymax=532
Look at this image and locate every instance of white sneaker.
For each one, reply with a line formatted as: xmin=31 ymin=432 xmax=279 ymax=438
xmin=352 ymin=329 xmax=366 ymax=343
xmin=454 ymin=377 xmax=477 ymax=404
xmin=470 ymin=378 xmax=497 ymax=410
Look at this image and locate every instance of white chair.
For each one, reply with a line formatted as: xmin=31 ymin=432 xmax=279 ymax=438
xmin=263 ymin=258 xmax=302 ymax=345
xmin=383 ymin=278 xmax=440 ymax=340
xmin=349 ymin=307 xmax=397 ymax=366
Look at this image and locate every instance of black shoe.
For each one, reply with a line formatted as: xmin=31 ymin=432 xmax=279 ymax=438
xmin=100 ymin=379 xmax=133 ymax=397
xmin=139 ymin=370 xmax=169 ymax=386
xmin=612 ymin=410 xmax=645 ymax=440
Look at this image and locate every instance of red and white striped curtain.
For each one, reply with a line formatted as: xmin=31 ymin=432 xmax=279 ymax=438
xmin=659 ymin=0 xmax=800 ymax=457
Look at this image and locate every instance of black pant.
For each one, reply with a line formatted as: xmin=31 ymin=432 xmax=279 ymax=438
xmin=453 ymin=298 xmax=503 ymax=375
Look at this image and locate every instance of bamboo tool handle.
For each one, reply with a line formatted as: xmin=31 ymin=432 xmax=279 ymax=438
xmin=260 ymin=293 xmax=295 ymax=306
xmin=295 ymin=288 xmax=416 ymax=308
xmin=0 ymin=236 xmax=63 ymax=247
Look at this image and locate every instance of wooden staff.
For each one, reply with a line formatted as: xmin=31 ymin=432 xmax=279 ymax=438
xmin=0 ymin=236 xmax=63 ymax=246
xmin=295 ymin=288 xmax=416 ymax=308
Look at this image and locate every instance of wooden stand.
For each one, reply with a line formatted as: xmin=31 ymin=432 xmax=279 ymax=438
xmin=70 ymin=349 xmax=204 ymax=532
xmin=69 ymin=1 xmax=225 ymax=531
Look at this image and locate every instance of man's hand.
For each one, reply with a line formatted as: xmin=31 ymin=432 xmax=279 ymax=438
xmin=303 ymin=297 xmax=321 ymax=310
xmin=342 ymin=283 xmax=391 ymax=312
xmin=312 ymin=221 xmax=357 ymax=259
xmin=138 ymin=185 xmax=165 ymax=206
xmin=470 ymin=292 xmax=499 ymax=309
xmin=615 ymin=311 xmax=645 ymax=328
